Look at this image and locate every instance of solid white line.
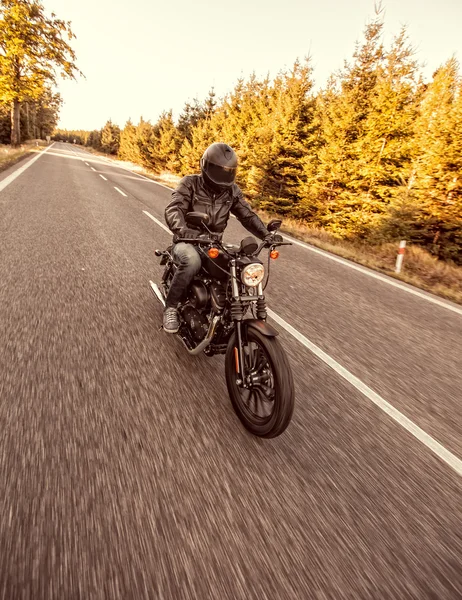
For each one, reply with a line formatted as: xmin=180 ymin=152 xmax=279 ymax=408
xmin=232 ymin=215 xmax=462 ymax=317
xmin=0 ymin=143 xmax=55 ymax=193
xmin=114 ymin=186 xmax=127 ymax=197
xmin=99 ymin=174 xmax=107 ymax=181
xmin=267 ymin=308 xmax=462 ymax=477
xmin=142 ymin=210 xmax=171 ymax=234
xmin=91 ymin=167 xmax=96 ymax=172
xmin=143 ymin=209 xmax=462 ymax=477
xmin=279 ymin=233 xmax=462 ymax=317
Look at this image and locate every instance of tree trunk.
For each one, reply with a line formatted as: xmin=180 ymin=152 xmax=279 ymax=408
xmin=32 ymin=103 xmax=37 ymax=139
xmin=10 ymin=99 xmax=21 ymax=146
xmin=26 ymin=102 xmax=30 ymax=139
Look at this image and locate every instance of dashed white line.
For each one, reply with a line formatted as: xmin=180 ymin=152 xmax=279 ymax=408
xmin=0 ymin=143 xmax=55 ymax=193
xmin=143 ymin=210 xmax=171 ymax=234
xmin=99 ymin=174 xmax=107 ymax=181
xmin=114 ymin=187 xmax=127 ymax=197
xmin=85 ymin=162 xmax=89 ymax=166
xmin=91 ymin=167 xmax=96 ymax=172
xmin=142 ymin=208 xmax=462 ymax=478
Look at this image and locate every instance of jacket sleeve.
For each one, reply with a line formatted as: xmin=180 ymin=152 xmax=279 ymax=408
xmin=231 ymin=188 xmax=269 ymax=240
xmin=165 ymin=177 xmax=193 ymax=235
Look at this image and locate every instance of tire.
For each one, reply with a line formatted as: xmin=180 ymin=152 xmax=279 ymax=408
xmin=225 ymin=327 xmax=295 ymax=438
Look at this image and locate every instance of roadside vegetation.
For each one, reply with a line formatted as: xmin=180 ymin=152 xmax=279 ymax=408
xmin=0 ymin=140 xmax=48 ymax=172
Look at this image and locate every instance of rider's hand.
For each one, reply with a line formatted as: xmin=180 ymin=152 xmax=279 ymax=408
xmin=264 ymin=232 xmax=283 ymax=245
xmin=179 ymin=228 xmax=200 ymax=240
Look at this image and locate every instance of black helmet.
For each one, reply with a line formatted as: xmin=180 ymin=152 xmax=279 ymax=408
xmin=200 ymin=143 xmax=238 ymax=189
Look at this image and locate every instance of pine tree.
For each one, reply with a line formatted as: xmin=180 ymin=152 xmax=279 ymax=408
xmin=352 ymin=27 xmax=421 ymax=238
xmin=150 ymin=110 xmax=181 ymax=173
xmin=100 ymin=120 xmax=120 ymax=154
xmin=297 ymin=13 xmax=385 ymax=235
xmin=118 ymin=119 xmax=140 ymax=163
xmin=255 ymin=59 xmax=316 ymax=214
xmin=134 ymin=117 xmax=155 ymax=168
xmin=179 ymin=117 xmax=215 ymax=174
xmin=408 ymin=59 xmax=462 ymax=262
xmin=87 ymin=129 xmax=101 ymax=149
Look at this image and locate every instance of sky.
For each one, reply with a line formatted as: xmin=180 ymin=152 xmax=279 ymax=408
xmin=41 ymin=0 xmax=462 ymax=131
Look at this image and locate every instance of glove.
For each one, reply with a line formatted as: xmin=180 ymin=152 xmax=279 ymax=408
xmin=264 ymin=232 xmax=283 ymax=244
xmin=174 ymin=228 xmax=199 ymax=242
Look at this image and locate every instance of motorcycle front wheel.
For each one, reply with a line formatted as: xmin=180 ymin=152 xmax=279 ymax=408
xmin=225 ymin=327 xmax=295 ymax=438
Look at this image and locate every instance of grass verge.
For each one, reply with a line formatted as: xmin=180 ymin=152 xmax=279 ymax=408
xmin=0 ymin=141 xmax=48 ymax=173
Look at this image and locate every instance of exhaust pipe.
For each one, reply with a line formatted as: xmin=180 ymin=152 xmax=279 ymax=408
xmin=187 ymin=315 xmax=220 ymax=355
xmin=149 ymin=281 xmax=166 ymax=307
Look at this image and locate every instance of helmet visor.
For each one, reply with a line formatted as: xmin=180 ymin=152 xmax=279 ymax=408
xmin=204 ymin=160 xmax=237 ymax=186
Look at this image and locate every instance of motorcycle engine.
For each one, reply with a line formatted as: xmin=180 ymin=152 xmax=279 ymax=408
xmin=182 ymin=305 xmax=209 ymax=342
xmin=188 ymin=281 xmax=209 ymax=310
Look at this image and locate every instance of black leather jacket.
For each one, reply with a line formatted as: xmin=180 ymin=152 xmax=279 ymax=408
xmin=165 ymin=175 xmax=269 ymax=240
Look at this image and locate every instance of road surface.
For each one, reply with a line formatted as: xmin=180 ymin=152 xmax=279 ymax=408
xmin=0 ymin=143 xmax=461 ymax=599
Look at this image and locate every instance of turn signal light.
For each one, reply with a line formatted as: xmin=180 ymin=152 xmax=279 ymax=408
xmin=208 ymin=247 xmax=220 ymax=259
xmin=270 ymin=250 xmax=280 ymax=260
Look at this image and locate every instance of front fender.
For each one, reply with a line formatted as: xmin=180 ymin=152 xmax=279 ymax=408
xmin=243 ymin=319 xmax=279 ymax=338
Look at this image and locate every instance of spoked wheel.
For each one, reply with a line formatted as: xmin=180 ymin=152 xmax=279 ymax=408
xmin=225 ymin=327 xmax=295 ymax=438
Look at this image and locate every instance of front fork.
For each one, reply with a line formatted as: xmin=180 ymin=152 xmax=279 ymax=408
xmin=231 ymin=261 xmax=266 ymax=387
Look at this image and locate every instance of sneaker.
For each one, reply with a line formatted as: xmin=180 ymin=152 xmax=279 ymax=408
xmin=163 ymin=307 xmax=179 ymax=334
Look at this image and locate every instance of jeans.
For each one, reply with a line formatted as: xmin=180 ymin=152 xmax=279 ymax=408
xmin=165 ymin=243 xmax=202 ymax=308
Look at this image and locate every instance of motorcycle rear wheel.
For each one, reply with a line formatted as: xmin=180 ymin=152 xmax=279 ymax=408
xmin=225 ymin=327 xmax=295 ymax=438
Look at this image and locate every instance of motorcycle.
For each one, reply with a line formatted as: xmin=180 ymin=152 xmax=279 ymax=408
xmin=150 ymin=212 xmax=295 ymax=438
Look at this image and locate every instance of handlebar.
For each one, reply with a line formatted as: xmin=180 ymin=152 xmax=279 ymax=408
xmin=175 ymin=235 xmax=292 ymax=257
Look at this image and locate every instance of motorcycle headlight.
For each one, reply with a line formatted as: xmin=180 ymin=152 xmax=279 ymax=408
xmin=241 ymin=263 xmax=265 ymax=287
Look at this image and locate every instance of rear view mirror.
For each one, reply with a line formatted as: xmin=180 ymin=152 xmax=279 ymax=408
xmin=267 ymin=219 xmax=282 ymax=232
xmin=186 ymin=212 xmax=209 ymax=229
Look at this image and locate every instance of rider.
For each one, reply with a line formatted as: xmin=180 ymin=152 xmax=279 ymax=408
xmin=163 ymin=142 xmax=272 ymax=333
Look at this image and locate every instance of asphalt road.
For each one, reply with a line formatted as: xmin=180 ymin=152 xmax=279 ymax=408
xmin=0 ymin=143 xmax=461 ymax=599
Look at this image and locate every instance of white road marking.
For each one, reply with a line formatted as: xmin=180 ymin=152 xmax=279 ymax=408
xmin=143 ymin=208 xmax=462 ymax=477
xmin=99 ymin=174 xmax=107 ymax=181
xmin=105 ymin=161 xmax=173 ymax=190
xmin=267 ymin=309 xmax=462 ymax=477
xmin=74 ymin=146 xmax=173 ymax=189
xmin=143 ymin=210 xmax=171 ymax=234
xmin=114 ymin=186 xmax=127 ymax=197
xmin=279 ymin=233 xmax=462 ymax=317
xmin=85 ymin=162 xmax=89 ymax=166
xmin=91 ymin=167 xmax=96 ymax=172
xmin=232 ymin=215 xmax=462 ymax=316
xmin=0 ymin=143 xmax=55 ymax=193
